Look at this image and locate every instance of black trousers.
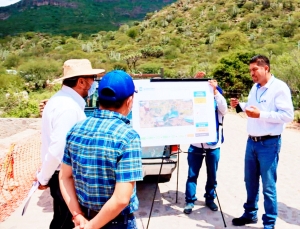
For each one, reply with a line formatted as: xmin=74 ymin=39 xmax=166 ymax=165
xmin=48 ymin=171 xmax=74 ymax=229
xmin=80 ymin=204 xmax=134 ymax=229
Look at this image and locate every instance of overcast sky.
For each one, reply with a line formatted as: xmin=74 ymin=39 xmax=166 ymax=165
xmin=0 ymin=0 xmax=21 ymax=7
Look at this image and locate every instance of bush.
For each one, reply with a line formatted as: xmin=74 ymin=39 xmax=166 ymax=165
xmin=113 ymin=63 xmax=127 ymax=71
xmin=3 ymin=54 xmax=21 ymax=68
xmin=164 ymin=46 xmax=180 ymax=59
xmin=294 ymin=110 xmax=300 ymax=123
xmin=127 ymin=27 xmax=139 ymax=39
xmin=140 ymin=45 xmax=164 ymax=58
xmin=137 ymin=63 xmax=162 ymax=74
xmin=18 ymin=59 xmax=61 ymax=90
xmin=0 ymin=89 xmax=38 ymax=118
xmin=163 ymin=68 xmax=177 ymax=78
xmin=212 ymin=51 xmax=255 ymax=95
xmin=0 ymin=73 xmax=24 ymax=91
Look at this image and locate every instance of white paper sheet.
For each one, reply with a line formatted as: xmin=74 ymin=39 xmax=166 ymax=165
xmin=21 ymin=181 xmax=39 ymax=216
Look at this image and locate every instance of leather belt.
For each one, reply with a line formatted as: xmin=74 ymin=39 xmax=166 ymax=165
xmin=249 ymin=135 xmax=280 ymax=142
xmin=80 ymin=204 xmax=134 ymax=225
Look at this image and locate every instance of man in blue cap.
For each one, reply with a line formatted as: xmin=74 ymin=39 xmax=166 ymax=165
xmin=59 ymin=70 xmax=143 ymax=229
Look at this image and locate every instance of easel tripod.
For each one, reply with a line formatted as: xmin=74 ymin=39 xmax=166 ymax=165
xmin=146 ymin=146 xmax=227 ymax=229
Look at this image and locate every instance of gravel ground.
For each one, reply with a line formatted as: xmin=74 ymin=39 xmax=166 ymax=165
xmin=0 ymin=118 xmax=41 ymax=139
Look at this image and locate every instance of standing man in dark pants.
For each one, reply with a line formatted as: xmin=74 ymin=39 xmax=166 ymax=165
xmin=36 ymin=59 xmax=104 ymax=229
xmin=59 ymin=70 xmax=143 ymax=229
xmin=230 ymin=55 xmax=294 ymax=229
xmin=184 ymin=78 xmax=227 ymax=214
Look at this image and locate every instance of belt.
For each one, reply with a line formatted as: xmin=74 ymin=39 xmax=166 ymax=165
xmin=249 ymin=135 xmax=280 ymax=142
xmin=80 ymin=204 xmax=134 ymax=225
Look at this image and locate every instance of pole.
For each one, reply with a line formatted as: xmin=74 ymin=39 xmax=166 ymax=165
xmin=146 ymin=156 xmax=165 ymax=229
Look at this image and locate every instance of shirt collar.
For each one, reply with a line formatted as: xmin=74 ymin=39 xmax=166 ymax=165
xmin=61 ymin=85 xmax=86 ymax=110
xmin=264 ymin=75 xmax=275 ymax=88
xmin=93 ymin=109 xmax=130 ymax=124
xmin=256 ymin=75 xmax=275 ymax=89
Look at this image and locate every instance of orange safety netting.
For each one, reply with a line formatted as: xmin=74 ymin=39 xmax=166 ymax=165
xmin=0 ymin=133 xmax=41 ymax=222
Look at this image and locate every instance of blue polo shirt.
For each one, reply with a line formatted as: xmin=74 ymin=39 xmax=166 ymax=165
xmin=63 ymin=109 xmax=143 ymax=214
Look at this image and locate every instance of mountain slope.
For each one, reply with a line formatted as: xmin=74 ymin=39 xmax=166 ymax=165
xmin=0 ymin=0 xmax=300 ymax=100
xmin=0 ymin=0 xmax=176 ymax=36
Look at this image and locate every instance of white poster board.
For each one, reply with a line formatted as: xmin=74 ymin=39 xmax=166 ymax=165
xmin=131 ymin=79 xmax=216 ymax=147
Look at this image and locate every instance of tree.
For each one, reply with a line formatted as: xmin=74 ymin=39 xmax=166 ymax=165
xmin=123 ymin=53 xmax=142 ymax=72
xmin=212 ymin=52 xmax=255 ymax=97
xmin=214 ymin=31 xmax=249 ymax=51
xmin=18 ymin=59 xmax=61 ymax=90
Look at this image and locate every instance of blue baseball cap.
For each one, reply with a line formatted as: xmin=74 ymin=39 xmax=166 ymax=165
xmin=98 ymin=70 xmax=136 ymax=101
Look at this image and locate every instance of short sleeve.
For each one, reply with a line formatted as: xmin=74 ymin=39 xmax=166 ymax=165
xmin=115 ymin=135 xmax=143 ymax=183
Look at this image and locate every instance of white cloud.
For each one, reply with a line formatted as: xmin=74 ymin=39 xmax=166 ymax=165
xmin=0 ymin=0 xmax=21 ymax=7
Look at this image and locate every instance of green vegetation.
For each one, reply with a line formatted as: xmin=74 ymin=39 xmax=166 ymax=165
xmin=0 ymin=0 xmax=176 ymax=37
xmin=0 ymin=0 xmax=300 ymax=119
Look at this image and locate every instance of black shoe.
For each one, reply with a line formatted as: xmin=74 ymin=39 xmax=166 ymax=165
xmin=183 ymin=203 xmax=194 ymax=214
xmin=232 ymin=216 xmax=258 ymax=226
xmin=205 ymin=201 xmax=218 ymax=211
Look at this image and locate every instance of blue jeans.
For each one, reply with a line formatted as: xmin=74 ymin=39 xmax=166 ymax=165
xmin=185 ymin=145 xmax=220 ymax=204
xmin=242 ymin=137 xmax=281 ymax=229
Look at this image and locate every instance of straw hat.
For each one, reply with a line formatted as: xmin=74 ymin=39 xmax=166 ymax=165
xmin=53 ymin=59 xmax=105 ymax=82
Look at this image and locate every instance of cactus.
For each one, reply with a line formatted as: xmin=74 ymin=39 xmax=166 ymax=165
xmin=108 ymin=51 xmax=121 ymax=61
xmin=209 ymin=34 xmax=216 ymax=44
xmin=0 ymin=49 xmax=9 ymax=60
xmin=161 ymin=36 xmax=170 ymax=45
xmin=247 ymin=21 xmax=252 ymax=30
xmin=161 ymin=20 xmax=169 ymax=28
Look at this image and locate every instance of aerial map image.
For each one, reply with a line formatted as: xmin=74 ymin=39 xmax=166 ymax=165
xmin=138 ymin=99 xmax=194 ymax=128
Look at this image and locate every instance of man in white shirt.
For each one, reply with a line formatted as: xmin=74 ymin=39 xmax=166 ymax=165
xmin=36 ymin=59 xmax=104 ymax=229
xmin=230 ymin=55 xmax=294 ymax=229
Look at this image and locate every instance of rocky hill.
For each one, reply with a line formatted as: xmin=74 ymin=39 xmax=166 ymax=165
xmin=0 ymin=0 xmax=176 ymax=36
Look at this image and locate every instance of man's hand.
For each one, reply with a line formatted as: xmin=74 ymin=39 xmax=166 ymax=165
xmin=208 ymin=80 xmax=218 ymax=95
xmin=38 ymin=184 xmax=49 ymax=190
xmin=39 ymin=99 xmax=49 ymax=117
xmin=73 ymin=214 xmax=89 ymax=228
xmin=245 ymin=106 xmax=260 ymax=118
xmin=73 ymin=220 xmax=95 ymax=229
xmin=230 ymin=98 xmax=239 ymax=108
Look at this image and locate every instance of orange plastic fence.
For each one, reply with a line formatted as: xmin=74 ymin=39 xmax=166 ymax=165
xmin=0 ymin=133 xmax=41 ymax=222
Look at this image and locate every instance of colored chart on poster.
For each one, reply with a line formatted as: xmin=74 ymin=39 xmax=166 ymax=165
xmin=131 ymin=79 xmax=216 ymax=147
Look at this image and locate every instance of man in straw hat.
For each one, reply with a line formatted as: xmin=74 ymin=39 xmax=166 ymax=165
xmin=59 ymin=70 xmax=143 ymax=229
xmin=36 ymin=59 xmax=105 ymax=229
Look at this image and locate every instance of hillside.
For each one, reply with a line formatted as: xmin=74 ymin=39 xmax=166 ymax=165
xmin=0 ymin=0 xmax=176 ymax=36
xmin=1 ymin=0 xmax=300 ymax=117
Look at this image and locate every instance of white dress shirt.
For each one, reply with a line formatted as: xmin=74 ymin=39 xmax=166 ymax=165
xmin=239 ymin=75 xmax=294 ymax=136
xmin=192 ymin=90 xmax=228 ymax=149
xmin=37 ymin=85 xmax=86 ymax=185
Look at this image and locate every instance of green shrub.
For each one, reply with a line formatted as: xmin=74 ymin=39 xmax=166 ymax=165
xmin=280 ymin=22 xmax=297 ymax=37
xmin=18 ymin=59 xmax=61 ymax=90
xmin=163 ymin=68 xmax=177 ymax=78
xmin=113 ymin=63 xmax=128 ymax=71
xmin=0 ymin=74 xmax=24 ymax=91
xmin=294 ymin=110 xmax=300 ymax=123
xmin=3 ymin=54 xmax=21 ymax=69
xmin=137 ymin=63 xmax=162 ymax=74
xmin=127 ymin=27 xmax=139 ymax=39
xmin=164 ymin=46 xmax=180 ymax=59
xmin=140 ymin=45 xmax=164 ymax=58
